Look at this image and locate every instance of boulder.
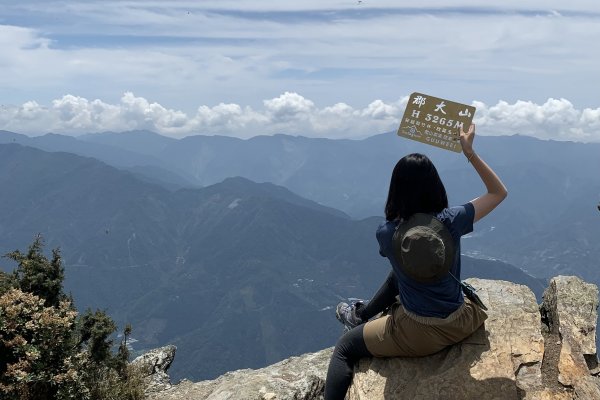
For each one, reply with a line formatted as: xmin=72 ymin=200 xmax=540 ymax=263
xmin=541 ymin=276 xmax=600 ymax=399
xmin=540 ymin=275 xmax=598 ymax=356
xmin=348 ymin=278 xmax=544 ymax=399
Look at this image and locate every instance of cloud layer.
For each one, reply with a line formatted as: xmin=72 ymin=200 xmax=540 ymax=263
xmin=1 ymin=92 xmax=598 ymax=142
xmin=2 ymin=2 xmax=600 ymax=115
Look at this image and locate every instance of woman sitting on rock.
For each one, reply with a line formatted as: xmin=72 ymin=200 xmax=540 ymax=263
xmin=324 ymin=124 xmax=508 ymax=400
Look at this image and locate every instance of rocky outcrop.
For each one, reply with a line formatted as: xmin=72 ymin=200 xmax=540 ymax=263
xmin=143 ymin=276 xmax=599 ymax=400
xmin=145 ymin=348 xmax=332 ymax=400
xmin=348 ymin=276 xmax=599 ymax=400
xmin=541 ymin=276 xmax=600 ymax=399
xmin=133 ymin=345 xmax=177 ymax=393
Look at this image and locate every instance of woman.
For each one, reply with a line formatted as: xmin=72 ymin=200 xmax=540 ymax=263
xmin=324 ymin=124 xmax=508 ymax=399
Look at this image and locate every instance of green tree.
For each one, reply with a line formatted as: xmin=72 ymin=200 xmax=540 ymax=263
xmin=0 ymin=236 xmax=144 ymax=400
xmin=79 ymin=309 xmax=117 ymax=364
xmin=0 ymin=269 xmax=16 ymax=294
xmin=4 ymin=235 xmax=65 ymax=307
xmin=116 ymin=324 xmax=133 ymax=379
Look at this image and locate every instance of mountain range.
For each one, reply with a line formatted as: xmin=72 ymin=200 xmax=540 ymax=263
xmin=2 ymin=129 xmax=599 ymax=283
xmin=0 ymin=142 xmax=547 ymax=381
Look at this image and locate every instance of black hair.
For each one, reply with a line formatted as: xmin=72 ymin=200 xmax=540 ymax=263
xmin=384 ymin=153 xmax=448 ymax=221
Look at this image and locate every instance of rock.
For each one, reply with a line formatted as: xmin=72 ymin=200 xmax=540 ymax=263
xmin=541 ymin=276 xmax=598 ymax=356
xmin=348 ymin=278 xmax=544 ymax=399
xmin=146 ymin=347 xmax=332 ymax=400
xmin=541 ymin=276 xmax=600 ymax=398
xmin=132 ymin=345 xmax=177 ymax=393
xmin=524 ymin=389 xmax=572 ymax=400
xmin=347 ymin=277 xmax=600 ymax=399
xmin=144 ymin=276 xmax=600 ymax=400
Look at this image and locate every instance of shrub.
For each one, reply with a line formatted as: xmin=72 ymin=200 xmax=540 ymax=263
xmin=0 ymin=237 xmax=144 ymax=400
xmin=0 ymin=288 xmax=82 ymax=399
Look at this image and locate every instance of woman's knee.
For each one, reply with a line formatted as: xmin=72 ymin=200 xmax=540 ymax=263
xmin=332 ymin=333 xmax=353 ymax=361
xmin=332 ymin=325 xmax=371 ymax=361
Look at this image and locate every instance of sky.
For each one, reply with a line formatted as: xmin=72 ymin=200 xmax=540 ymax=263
xmin=1 ymin=0 xmax=600 ymax=141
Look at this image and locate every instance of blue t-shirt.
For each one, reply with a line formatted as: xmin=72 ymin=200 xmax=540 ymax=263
xmin=376 ymin=202 xmax=475 ymax=318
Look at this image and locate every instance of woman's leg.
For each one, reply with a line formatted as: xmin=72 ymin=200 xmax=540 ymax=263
xmin=324 ymin=324 xmax=372 ymax=400
xmin=358 ymin=270 xmax=399 ymax=321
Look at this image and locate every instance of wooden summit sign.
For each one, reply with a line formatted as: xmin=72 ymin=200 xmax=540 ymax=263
xmin=397 ymin=92 xmax=476 ymax=153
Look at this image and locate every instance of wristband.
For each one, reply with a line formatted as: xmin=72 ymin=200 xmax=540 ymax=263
xmin=466 ymin=152 xmax=476 ymax=163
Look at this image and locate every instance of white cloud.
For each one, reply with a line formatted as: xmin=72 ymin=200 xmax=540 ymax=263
xmin=264 ymin=92 xmax=315 ymax=122
xmin=360 ymin=99 xmax=403 ymax=120
xmin=3 ymin=2 xmax=600 ymax=142
xmin=473 ymin=98 xmax=600 ymax=141
xmin=1 ymin=92 xmax=599 ymax=142
xmin=2 ymin=3 xmax=600 ymax=112
xmin=193 ymin=102 xmax=267 ymax=133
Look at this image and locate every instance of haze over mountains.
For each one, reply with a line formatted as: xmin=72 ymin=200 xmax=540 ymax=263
xmin=0 ymin=129 xmax=598 ymax=380
xmin=2 ymin=129 xmax=599 ymax=280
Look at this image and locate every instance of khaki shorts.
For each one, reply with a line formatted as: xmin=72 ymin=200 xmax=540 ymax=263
xmin=363 ymin=299 xmax=488 ymax=357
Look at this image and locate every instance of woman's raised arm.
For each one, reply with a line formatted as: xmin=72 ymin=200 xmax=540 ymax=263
xmin=459 ymin=124 xmax=508 ymax=223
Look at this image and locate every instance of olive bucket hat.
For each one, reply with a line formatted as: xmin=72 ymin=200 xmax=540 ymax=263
xmin=392 ymin=213 xmax=455 ymax=284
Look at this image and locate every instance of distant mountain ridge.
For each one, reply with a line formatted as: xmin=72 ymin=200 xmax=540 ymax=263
xmin=2 ymin=129 xmax=598 ymax=284
xmin=0 ymin=130 xmax=194 ymax=189
xmin=0 ymin=143 xmax=545 ymax=381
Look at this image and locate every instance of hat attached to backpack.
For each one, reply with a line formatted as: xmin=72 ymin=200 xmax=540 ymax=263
xmin=392 ymin=213 xmax=455 ymax=283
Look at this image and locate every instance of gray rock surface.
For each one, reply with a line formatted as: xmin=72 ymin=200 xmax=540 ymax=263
xmin=146 ymin=347 xmax=332 ymax=400
xmin=143 ymin=276 xmax=600 ymax=400
xmin=133 ymin=345 xmax=177 ymax=393
xmin=541 ymin=275 xmax=598 ymax=355
xmin=540 ymin=276 xmax=600 ymax=399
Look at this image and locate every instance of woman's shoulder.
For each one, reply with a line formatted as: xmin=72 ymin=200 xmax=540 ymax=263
xmin=436 ymin=202 xmax=475 ymax=237
xmin=436 ymin=202 xmax=474 ymax=221
xmin=376 ymin=219 xmax=399 ymax=241
xmin=375 ymin=219 xmax=399 ymax=257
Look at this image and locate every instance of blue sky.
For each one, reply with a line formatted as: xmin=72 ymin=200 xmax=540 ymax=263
xmin=1 ymin=0 xmax=600 ymax=141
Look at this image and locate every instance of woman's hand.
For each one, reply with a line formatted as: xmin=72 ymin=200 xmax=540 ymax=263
xmin=460 ymin=124 xmax=475 ymax=156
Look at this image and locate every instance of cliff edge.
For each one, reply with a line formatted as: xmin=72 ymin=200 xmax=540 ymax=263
xmin=142 ymin=276 xmax=600 ymax=400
